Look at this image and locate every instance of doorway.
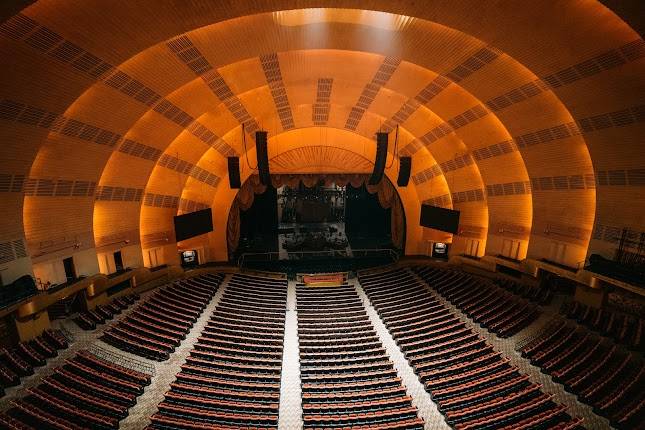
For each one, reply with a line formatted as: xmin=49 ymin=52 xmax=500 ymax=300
xmin=62 ymin=257 xmax=76 ymax=283
xmin=113 ymin=250 xmax=124 ymax=272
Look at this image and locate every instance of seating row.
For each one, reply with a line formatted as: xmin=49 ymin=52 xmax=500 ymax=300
xmin=494 ymin=277 xmax=553 ymax=305
xmin=101 ymin=273 xmax=224 ymax=361
xmin=0 ymin=329 xmax=68 ymax=397
xmin=414 ymin=266 xmax=540 ymax=338
xmin=149 ymin=273 xmax=288 ymax=429
xmin=561 ymin=300 xmax=643 ymax=351
xmin=521 ymin=317 xmax=644 ymax=429
xmin=358 ymin=267 xmax=583 ymax=430
xmin=0 ymin=350 xmax=150 ymax=429
xmin=74 ymin=293 xmax=139 ymax=330
xmin=297 ymin=283 xmax=424 ymax=430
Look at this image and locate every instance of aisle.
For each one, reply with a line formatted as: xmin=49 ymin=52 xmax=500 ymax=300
xmin=277 ymin=281 xmax=303 ymax=429
xmin=353 ymin=279 xmax=451 ymax=430
xmin=120 ymin=276 xmax=229 ymax=429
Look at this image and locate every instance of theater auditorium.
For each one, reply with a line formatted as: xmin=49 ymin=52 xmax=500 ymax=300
xmin=0 ymin=1 xmax=643 ymax=429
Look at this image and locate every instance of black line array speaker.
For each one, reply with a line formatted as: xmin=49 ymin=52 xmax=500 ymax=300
xmin=227 ymin=157 xmax=241 ymax=189
xmin=369 ymin=132 xmax=388 ymax=185
xmin=255 ymin=130 xmax=270 ymax=185
xmin=397 ymin=156 xmax=412 ymax=187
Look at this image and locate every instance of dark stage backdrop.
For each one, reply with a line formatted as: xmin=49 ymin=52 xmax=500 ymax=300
xmin=239 ymin=185 xmax=279 ymax=252
xmin=345 ymin=183 xmax=391 ymax=248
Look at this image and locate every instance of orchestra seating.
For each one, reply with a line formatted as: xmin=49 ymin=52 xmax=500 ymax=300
xmin=359 ymin=268 xmax=584 ymax=429
xmin=297 ymin=283 xmax=424 ymax=429
xmin=101 ymin=273 xmax=224 ymax=361
xmin=494 ymin=277 xmax=553 ymax=305
xmin=74 ymin=293 xmax=139 ymax=330
xmin=561 ymin=300 xmax=643 ymax=351
xmin=0 ymin=350 xmax=150 ymax=429
xmin=521 ymin=318 xmax=645 ymax=429
xmin=414 ymin=266 xmax=540 ymax=337
xmin=0 ymin=329 xmax=68 ymax=397
xmin=149 ymin=273 xmax=287 ymax=429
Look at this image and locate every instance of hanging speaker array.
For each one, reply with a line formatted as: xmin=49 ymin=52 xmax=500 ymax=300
xmin=397 ymin=156 xmax=412 ymax=187
xmin=227 ymin=157 xmax=241 ymax=189
xmin=255 ymin=130 xmax=270 ymax=185
xmin=369 ymin=132 xmax=388 ymax=185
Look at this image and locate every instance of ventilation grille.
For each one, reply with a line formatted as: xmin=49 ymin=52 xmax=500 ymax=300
xmin=157 ymin=154 xmax=220 ymax=187
xmin=411 ymin=164 xmax=442 ymax=186
xmin=0 ymin=174 xmax=26 ymax=193
xmin=104 ymin=70 xmax=162 ymax=107
xmin=444 ymin=46 xmax=501 ymax=83
xmin=23 ymin=178 xmax=96 ymax=197
xmin=452 ymin=188 xmax=485 ymax=204
xmin=472 ymin=140 xmax=518 ymax=161
xmin=261 ymin=53 xmax=295 ymax=130
xmin=383 ymin=75 xmax=451 ymax=132
xmin=1 ymin=13 xmax=114 ymax=79
xmin=118 ymin=139 xmax=162 ymax=161
xmin=95 ymin=186 xmax=143 ymax=202
xmin=313 ymin=78 xmax=333 ymax=125
xmin=186 ymin=120 xmax=235 ymax=157
xmin=424 ymin=194 xmax=451 ymax=208
xmin=405 ymin=105 xmax=488 ymax=153
xmin=141 ymin=231 xmax=173 ymax=247
xmin=486 ymin=181 xmax=532 ymax=197
xmin=345 ymin=57 xmax=401 ymax=130
xmin=167 ymin=35 xmax=258 ymax=136
xmin=596 ymin=169 xmax=645 ymax=187
xmin=0 ymin=99 xmax=122 ymax=147
xmin=530 ymin=175 xmax=596 ymax=191
xmin=167 ymin=35 xmax=213 ymax=75
xmin=178 ymin=198 xmax=209 ymax=214
xmin=143 ymin=193 xmax=180 ymax=209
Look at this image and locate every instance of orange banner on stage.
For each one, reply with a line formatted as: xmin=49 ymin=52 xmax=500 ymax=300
xmin=302 ymin=273 xmax=345 ymax=287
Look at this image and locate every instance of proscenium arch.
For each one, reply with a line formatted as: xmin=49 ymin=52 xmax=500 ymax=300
xmin=213 ymin=134 xmax=413 ymax=260
xmin=92 ymin=45 xmax=528 ymax=262
xmin=7 ymin=2 xmax=632 ymax=272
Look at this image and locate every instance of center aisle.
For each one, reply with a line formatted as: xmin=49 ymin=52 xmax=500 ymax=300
xmin=296 ymin=282 xmax=424 ymax=429
xmin=352 ymin=280 xmax=451 ymax=430
xmin=278 ymin=281 xmax=303 ymax=429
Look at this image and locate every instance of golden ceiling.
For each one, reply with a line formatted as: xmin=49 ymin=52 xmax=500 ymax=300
xmin=0 ymin=1 xmax=643 ymax=269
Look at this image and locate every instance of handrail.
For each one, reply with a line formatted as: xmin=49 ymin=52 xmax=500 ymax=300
xmin=238 ymin=248 xmax=399 ymax=268
xmin=87 ymin=342 xmax=156 ymax=376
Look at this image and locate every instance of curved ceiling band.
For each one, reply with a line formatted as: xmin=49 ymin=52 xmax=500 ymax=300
xmin=5 ymin=1 xmax=628 ymax=268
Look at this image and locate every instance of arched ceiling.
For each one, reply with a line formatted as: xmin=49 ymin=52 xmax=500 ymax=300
xmin=1 ymin=1 xmax=643 ymax=268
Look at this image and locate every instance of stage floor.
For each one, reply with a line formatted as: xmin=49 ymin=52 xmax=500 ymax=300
xmin=278 ymin=222 xmax=352 ymax=260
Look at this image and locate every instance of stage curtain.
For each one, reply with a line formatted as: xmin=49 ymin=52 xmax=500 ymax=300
xmin=227 ymin=200 xmax=241 ymax=253
xmin=391 ymin=193 xmax=405 ymax=249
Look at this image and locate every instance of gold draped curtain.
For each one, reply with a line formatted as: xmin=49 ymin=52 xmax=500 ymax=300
xmin=227 ymin=174 xmax=405 ymax=254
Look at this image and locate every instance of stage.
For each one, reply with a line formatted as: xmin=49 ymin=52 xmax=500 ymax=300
xmin=278 ymin=222 xmax=352 ymax=260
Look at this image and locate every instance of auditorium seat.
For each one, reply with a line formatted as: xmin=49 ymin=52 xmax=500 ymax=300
xmin=561 ymin=300 xmax=643 ymax=351
xmin=521 ymin=316 xmax=645 ymax=428
xmin=358 ymin=267 xmax=583 ymax=429
xmin=101 ymin=273 xmax=224 ymax=361
xmin=2 ymin=350 xmax=149 ymax=428
xmin=297 ymin=282 xmax=424 ymax=429
xmin=0 ymin=329 xmax=69 ymax=397
xmin=74 ymin=293 xmax=139 ymax=331
xmin=149 ymin=273 xmax=288 ymax=429
xmin=413 ymin=266 xmax=540 ymax=337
